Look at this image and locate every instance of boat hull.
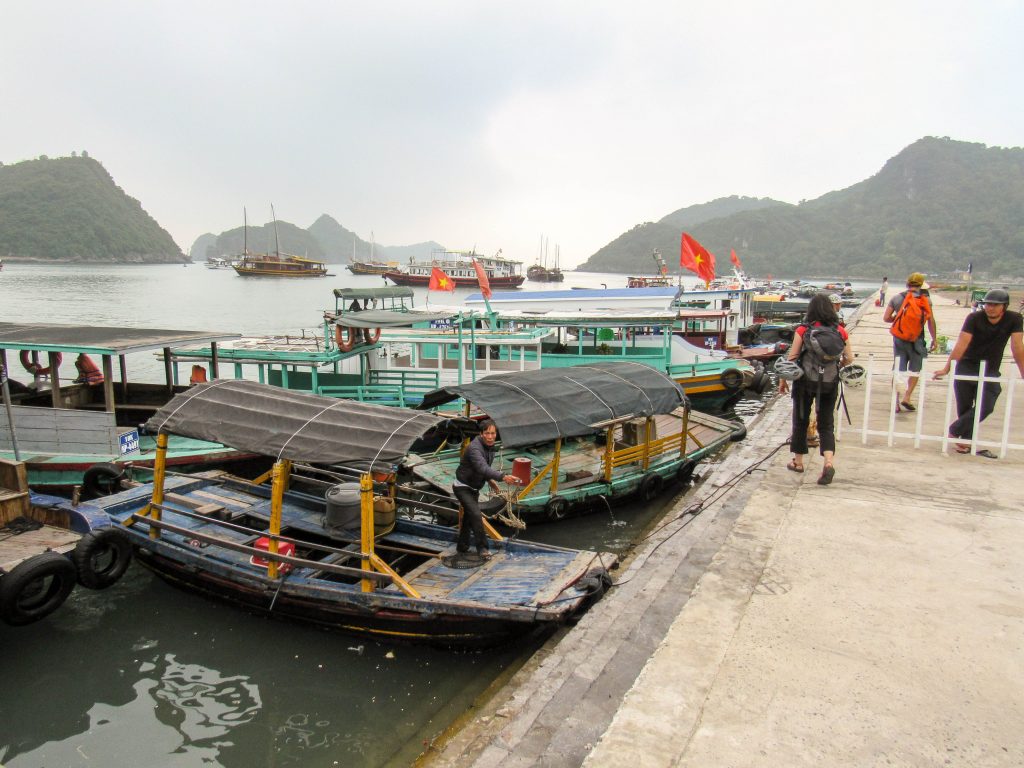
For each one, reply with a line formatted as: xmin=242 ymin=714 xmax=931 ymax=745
xmin=383 ymin=271 xmax=525 ymax=288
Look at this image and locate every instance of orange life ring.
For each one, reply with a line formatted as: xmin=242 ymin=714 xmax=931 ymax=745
xmin=364 ymin=327 xmax=381 ymax=345
xmin=20 ymin=350 xmax=63 ymax=376
xmin=334 ymin=324 xmax=356 ymax=352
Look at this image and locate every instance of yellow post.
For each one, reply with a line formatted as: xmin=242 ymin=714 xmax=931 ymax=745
xmin=360 ymin=472 xmax=375 ymax=593
xmin=642 ymin=417 xmax=652 ymax=471
xmin=147 ymin=432 xmax=169 ymax=539
xmin=679 ymin=408 xmax=690 ymax=457
xmin=549 ymin=438 xmax=562 ymax=494
xmin=267 ymin=459 xmax=291 ymax=579
xmin=604 ymin=426 xmax=614 ymax=482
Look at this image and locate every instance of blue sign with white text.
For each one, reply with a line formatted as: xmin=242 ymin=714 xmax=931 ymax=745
xmin=119 ymin=430 xmax=140 ymax=455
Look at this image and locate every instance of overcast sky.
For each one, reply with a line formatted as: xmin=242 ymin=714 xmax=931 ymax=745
xmin=3 ymin=1 xmax=1021 ymax=268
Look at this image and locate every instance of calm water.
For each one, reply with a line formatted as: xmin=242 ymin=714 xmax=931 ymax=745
xmin=0 ymin=264 xmax=876 ymax=766
xmin=0 ymin=263 xmax=694 ymax=768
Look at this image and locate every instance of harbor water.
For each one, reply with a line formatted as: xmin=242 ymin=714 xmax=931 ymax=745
xmin=0 ymin=264 xmax=877 ymax=767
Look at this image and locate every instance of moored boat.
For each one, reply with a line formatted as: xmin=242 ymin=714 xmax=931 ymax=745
xmin=233 ymin=252 xmax=328 ymax=278
xmin=87 ymin=380 xmax=616 ymax=647
xmin=405 ymin=362 xmax=745 ymax=525
xmin=384 ymin=249 xmax=524 ymax=288
xmin=347 ymin=258 xmax=399 ymax=275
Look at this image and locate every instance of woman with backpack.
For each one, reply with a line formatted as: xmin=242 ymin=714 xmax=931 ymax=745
xmin=783 ymin=292 xmax=853 ymax=485
xmin=883 ymin=272 xmax=938 ymax=411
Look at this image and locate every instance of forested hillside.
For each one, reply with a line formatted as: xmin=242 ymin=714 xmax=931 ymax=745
xmin=579 ymin=138 xmax=1024 ymax=279
xmin=0 ymin=155 xmax=184 ymax=263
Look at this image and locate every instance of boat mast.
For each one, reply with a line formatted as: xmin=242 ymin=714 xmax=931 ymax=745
xmin=243 ymin=207 xmax=249 ymax=255
xmin=271 ymin=204 xmax=281 ymax=257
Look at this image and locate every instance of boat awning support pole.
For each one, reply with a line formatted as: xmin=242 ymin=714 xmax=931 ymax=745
xmin=210 ymin=342 xmax=220 ymax=380
xmin=1 ymin=363 xmax=21 ymax=461
xmin=642 ymin=417 xmax=652 ymax=471
xmin=118 ymin=355 xmax=128 ymax=402
xmin=604 ymin=426 xmax=614 ymax=483
xmin=267 ymin=459 xmax=291 ymax=579
xmin=359 ymin=472 xmax=420 ymax=597
xmin=549 ymin=438 xmax=562 ymax=495
xmin=162 ymin=347 xmax=173 ymax=396
xmin=679 ymin=407 xmax=690 ymax=456
xmin=136 ymin=432 xmax=169 ymax=538
xmin=49 ymin=352 xmax=63 ymax=408
xmin=101 ymin=355 xmax=115 ymax=412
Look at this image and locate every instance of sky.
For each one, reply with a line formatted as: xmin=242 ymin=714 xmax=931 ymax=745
xmin=2 ymin=1 xmax=1022 ymax=268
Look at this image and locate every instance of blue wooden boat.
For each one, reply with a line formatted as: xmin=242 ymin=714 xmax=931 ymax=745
xmin=87 ymin=380 xmax=615 ymax=647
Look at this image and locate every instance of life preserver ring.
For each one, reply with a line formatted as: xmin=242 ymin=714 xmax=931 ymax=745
xmin=20 ymin=350 xmax=63 ymax=376
xmin=545 ymin=495 xmax=569 ymax=521
xmin=720 ymin=368 xmax=744 ymax=392
xmin=364 ymin=327 xmax=381 ymax=345
xmin=72 ymin=528 xmax=132 ymax=589
xmin=0 ymin=552 xmax=77 ymax=626
xmin=82 ymin=462 xmax=126 ymax=500
xmin=638 ymin=472 xmax=664 ymax=502
xmin=334 ymin=324 xmax=357 ymax=352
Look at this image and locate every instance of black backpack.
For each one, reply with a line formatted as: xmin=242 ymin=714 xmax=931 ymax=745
xmin=799 ymin=324 xmax=845 ymax=388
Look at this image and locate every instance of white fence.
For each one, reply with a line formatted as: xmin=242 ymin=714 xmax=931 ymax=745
xmin=837 ymin=354 xmax=1022 ymax=459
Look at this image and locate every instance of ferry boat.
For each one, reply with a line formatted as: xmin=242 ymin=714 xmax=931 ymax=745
xmin=347 ymin=258 xmax=398 ymax=276
xmin=233 ymin=252 xmax=328 ymax=278
xmin=384 ymin=249 xmax=524 ymax=289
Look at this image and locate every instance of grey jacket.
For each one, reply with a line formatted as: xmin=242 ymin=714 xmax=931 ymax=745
xmin=454 ymin=436 xmax=504 ymax=490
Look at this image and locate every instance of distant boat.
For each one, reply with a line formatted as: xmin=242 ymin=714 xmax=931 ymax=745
xmin=527 ymin=238 xmax=565 ymax=282
xmin=384 ymin=249 xmax=524 ymax=288
xmin=627 ymin=249 xmax=674 ymax=288
xmin=347 ymin=259 xmax=398 ymax=275
xmin=232 ymin=205 xmax=327 ymax=278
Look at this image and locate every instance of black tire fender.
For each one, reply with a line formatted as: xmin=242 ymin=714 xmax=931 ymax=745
xmin=73 ymin=528 xmax=133 ymax=589
xmin=545 ymin=495 xmax=569 ymax=521
xmin=675 ymin=459 xmax=698 ymax=486
xmin=82 ymin=462 xmax=126 ymax=500
xmin=639 ymin=472 xmax=664 ymax=502
xmin=720 ymin=368 xmax=743 ymax=392
xmin=0 ymin=552 xmax=77 ymax=626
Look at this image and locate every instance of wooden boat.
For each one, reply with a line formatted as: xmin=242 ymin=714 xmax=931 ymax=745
xmin=1 ymin=458 xmax=132 ymax=625
xmin=346 ymin=258 xmax=399 ymax=275
xmin=527 ymin=264 xmax=565 ymax=282
xmin=233 ymin=252 xmax=328 ymax=278
xmin=0 ymin=323 xmax=261 ymax=494
xmin=404 ymin=362 xmax=745 ymax=525
xmin=384 ymin=249 xmax=524 ymax=288
xmin=86 ymin=380 xmax=615 ymax=647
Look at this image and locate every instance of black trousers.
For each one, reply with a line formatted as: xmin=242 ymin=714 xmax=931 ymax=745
xmin=790 ymin=381 xmax=839 ymax=455
xmin=949 ymin=360 xmax=1002 ymax=440
xmin=453 ymin=485 xmax=488 ymax=553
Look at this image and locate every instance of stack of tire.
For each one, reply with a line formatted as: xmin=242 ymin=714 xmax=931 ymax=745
xmin=0 ymin=465 xmax=132 ymax=626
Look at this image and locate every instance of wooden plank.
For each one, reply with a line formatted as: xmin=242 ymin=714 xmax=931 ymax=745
xmin=0 ymin=525 xmax=80 ymax=571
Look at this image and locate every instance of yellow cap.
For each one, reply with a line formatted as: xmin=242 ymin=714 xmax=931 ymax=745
xmin=907 ymin=272 xmax=926 ymax=286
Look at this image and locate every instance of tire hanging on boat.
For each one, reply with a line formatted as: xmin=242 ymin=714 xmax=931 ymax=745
xmin=638 ymin=472 xmax=664 ymax=502
xmin=720 ymin=368 xmax=744 ymax=392
xmin=674 ymin=459 xmax=698 ymax=486
xmin=81 ymin=462 xmax=127 ymax=500
xmin=20 ymin=350 xmax=62 ymax=377
xmin=72 ymin=528 xmax=132 ymax=589
xmin=545 ymin=495 xmax=569 ymax=521
xmin=0 ymin=552 xmax=77 ymax=626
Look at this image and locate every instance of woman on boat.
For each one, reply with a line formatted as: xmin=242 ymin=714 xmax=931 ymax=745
xmin=73 ymin=353 xmax=104 ymax=385
xmin=453 ymin=419 xmax=519 ymax=559
xmin=784 ymin=293 xmax=853 ymax=485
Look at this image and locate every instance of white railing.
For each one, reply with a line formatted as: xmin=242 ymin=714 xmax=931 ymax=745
xmin=837 ymin=354 xmax=1022 ymax=458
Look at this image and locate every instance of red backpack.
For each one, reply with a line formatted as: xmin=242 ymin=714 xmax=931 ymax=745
xmin=890 ymin=291 xmax=930 ymax=342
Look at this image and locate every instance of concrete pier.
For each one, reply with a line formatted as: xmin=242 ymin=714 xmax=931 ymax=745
xmin=419 ymin=292 xmax=1024 ymax=767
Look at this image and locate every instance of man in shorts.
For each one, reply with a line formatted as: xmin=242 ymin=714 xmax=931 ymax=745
xmin=883 ymin=272 xmax=938 ymax=411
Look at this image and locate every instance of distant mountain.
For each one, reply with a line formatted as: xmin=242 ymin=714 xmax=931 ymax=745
xmin=579 ymin=138 xmax=1024 ymax=279
xmin=659 ymin=196 xmax=788 ymax=229
xmin=199 ymin=213 xmax=443 ymax=264
xmin=0 ymin=155 xmax=184 ymax=263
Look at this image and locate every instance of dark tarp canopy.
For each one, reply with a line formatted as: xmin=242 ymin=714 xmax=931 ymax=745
xmin=417 ymin=361 xmax=688 ymax=449
xmin=144 ymin=380 xmax=443 ymax=465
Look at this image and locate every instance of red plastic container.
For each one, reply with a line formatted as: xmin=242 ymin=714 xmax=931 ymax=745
xmin=512 ymin=457 xmax=532 ymax=485
xmin=250 ymin=536 xmax=296 ymax=573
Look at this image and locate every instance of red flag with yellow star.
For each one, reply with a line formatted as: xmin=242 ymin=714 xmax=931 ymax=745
xmin=428 ymin=266 xmax=455 ymax=292
xmin=680 ymin=233 xmax=716 ymax=285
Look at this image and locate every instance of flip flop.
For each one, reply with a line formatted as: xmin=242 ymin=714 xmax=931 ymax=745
xmin=976 ymin=449 xmax=998 ymax=459
xmin=786 ymin=461 xmax=805 ymax=473
xmin=900 ymin=402 xmax=916 ymax=412
xmin=954 ymin=443 xmax=971 ymax=454
xmin=818 ymin=464 xmax=835 ymax=485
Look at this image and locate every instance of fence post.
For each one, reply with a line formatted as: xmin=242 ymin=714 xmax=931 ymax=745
xmin=970 ymin=360 xmax=987 ymax=454
xmin=999 ymin=374 xmax=1016 ymax=459
xmin=913 ymin=369 xmax=927 ymax=448
xmin=861 ymin=354 xmax=874 ymax=444
xmin=941 ymin=365 xmax=957 ymax=454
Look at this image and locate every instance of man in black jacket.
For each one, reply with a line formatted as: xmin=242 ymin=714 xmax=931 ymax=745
xmin=453 ymin=419 xmax=519 ymax=556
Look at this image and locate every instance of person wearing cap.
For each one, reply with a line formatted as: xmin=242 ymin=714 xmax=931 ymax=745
xmin=933 ymin=288 xmax=1024 ymax=456
xmin=883 ymin=272 xmax=938 ymax=411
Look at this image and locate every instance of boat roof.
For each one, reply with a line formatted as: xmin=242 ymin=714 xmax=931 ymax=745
xmin=144 ymin=380 xmax=443 ymax=464
xmin=333 ymin=308 xmax=460 ymax=329
xmin=466 ymin=287 xmax=681 ymax=303
xmin=333 ymin=287 xmax=415 ymax=300
xmin=0 ymin=323 xmax=241 ymax=355
xmin=497 ymin=309 xmax=678 ymax=327
xmin=417 ymin=361 xmax=688 ymax=449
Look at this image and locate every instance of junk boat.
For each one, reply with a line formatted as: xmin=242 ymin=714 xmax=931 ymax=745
xmin=87 ymin=380 xmax=615 ymax=647
xmin=384 ymin=249 xmax=525 ymax=289
xmin=233 ymin=252 xmax=328 ymax=278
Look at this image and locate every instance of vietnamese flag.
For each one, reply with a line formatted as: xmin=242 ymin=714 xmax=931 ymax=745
xmin=428 ymin=266 xmax=455 ymax=292
xmin=680 ymin=233 xmax=716 ymax=285
xmin=730 ymin=249 xmax=742 ymax=270
xmin=471 ymin=258 xmax=492 ymax=299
